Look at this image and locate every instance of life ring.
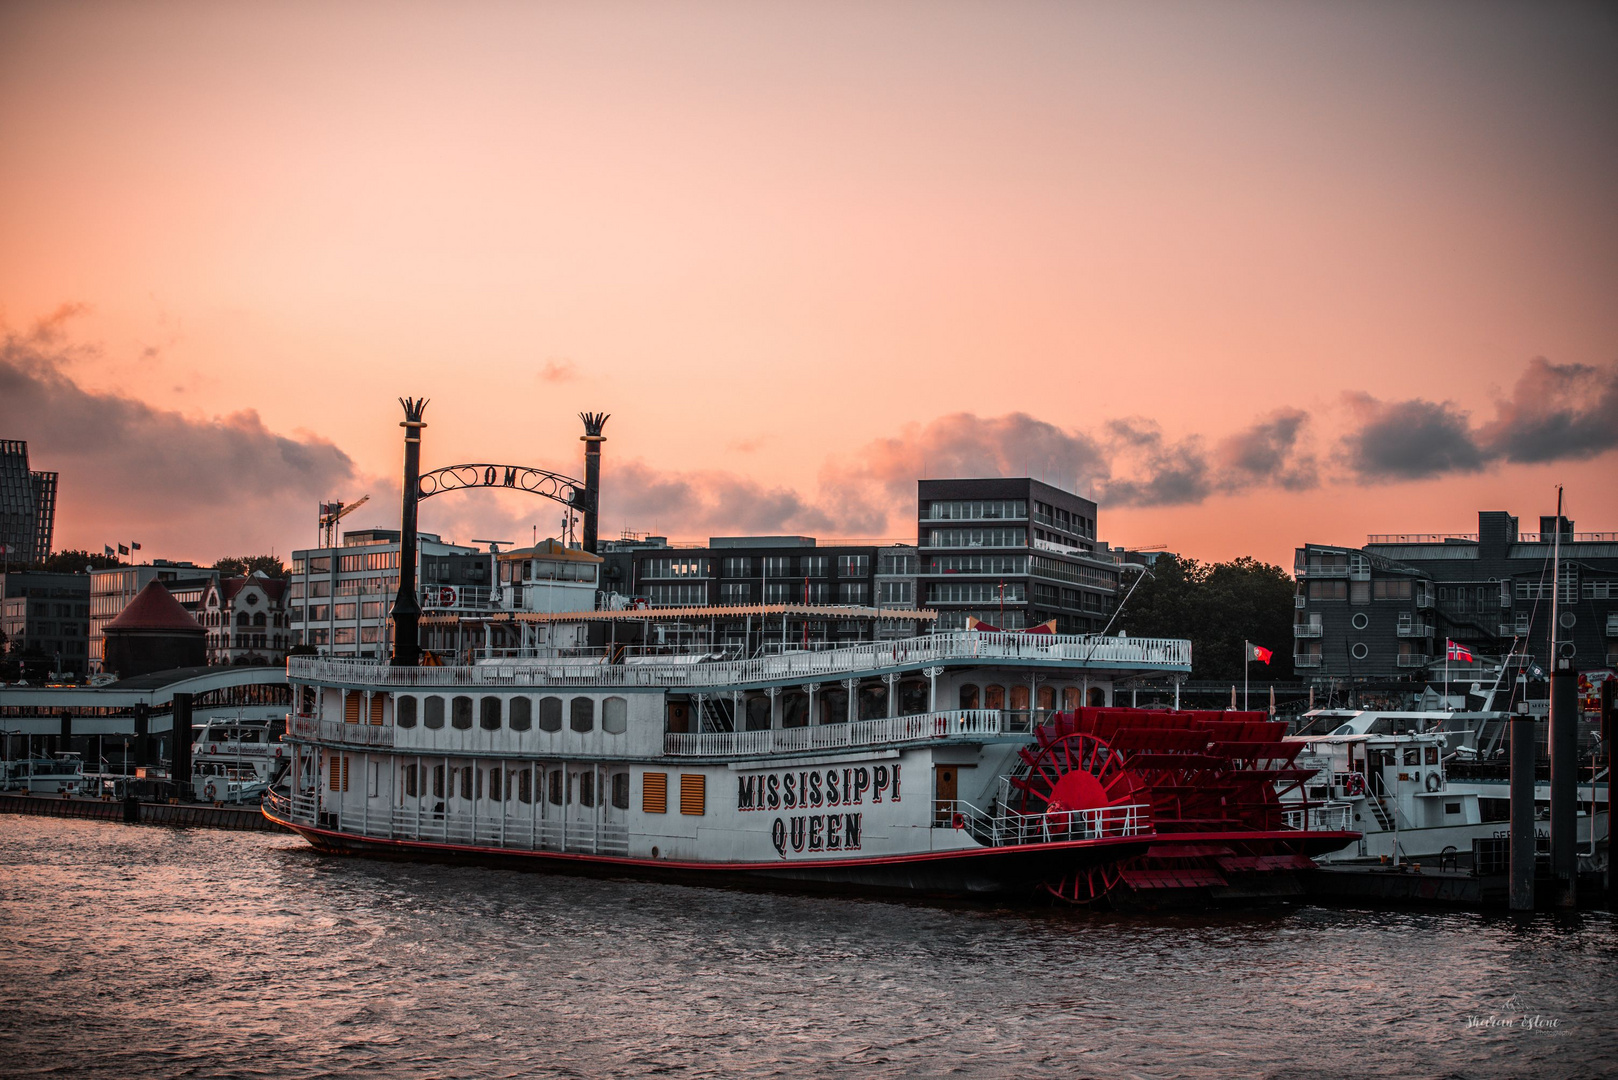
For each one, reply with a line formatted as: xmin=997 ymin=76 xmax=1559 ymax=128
xmin=951 ymin=812 xmax=966 ymax=830
xmin=1344 ymin=773 xmax=1365 ymax=797
xmin=202 ymin=779 xmax=219 ymax=802
xmin=1425 ymin=771 xmax=1442 ymax=793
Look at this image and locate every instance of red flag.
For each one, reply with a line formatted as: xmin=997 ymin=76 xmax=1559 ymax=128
xmin=1447 ymin=640 xmax=1472 ymax=663
xmin=1248 ymin=643 xmax=1273 ymax=664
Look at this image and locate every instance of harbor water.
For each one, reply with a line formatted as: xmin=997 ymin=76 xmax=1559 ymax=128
xmin=0 ymin=816 xmax=1612 ymax=1079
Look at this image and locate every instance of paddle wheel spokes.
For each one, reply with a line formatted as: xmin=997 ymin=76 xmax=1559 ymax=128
xmin=1043 ymin=861 xmax=1123 ymax=905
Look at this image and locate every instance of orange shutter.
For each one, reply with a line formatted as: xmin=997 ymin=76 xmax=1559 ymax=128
xmin=643 ymin=772 xmax=668 ymax=814
xmin=369 ymin=694 xmax=385 ymax=725
xmin=344 ymin=692 xmax=361 ymax=724
xmin=679 ymin=774 xmax=705 ymax=816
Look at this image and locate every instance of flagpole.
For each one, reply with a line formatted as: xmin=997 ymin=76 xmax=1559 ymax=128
xmin=1244 ymin=640 xmax=1249 ymax=712
xmin=1445 ymin=641 xmax=1450 ymax=713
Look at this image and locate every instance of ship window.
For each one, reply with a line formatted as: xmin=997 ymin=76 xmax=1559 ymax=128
xmin=488 ymin=766 xmax=503 ymax=801
xmin=397 ymin=697 xmax=417 ymax=728
xmin=1425 ymin=746 xmax=1439 ymax=765
xmin=1010 ymin=685 xmax=1030 ymax=711
xmin=643 ymin=771 xmax=668 ymax=813
xmin=452 ymin=696 xmax=473 ymax=730
xmin=959 ymin=684 xmax=979 ymax=709
xmin=548 ymin=769 xmax=563 ymax=806
xmin=602 ymin=697 xmax=628 ymax=734
xmin=1063 ymin=686 xmax=1080 ymax=710
xmin=1037 ymin=686 xmax=1055 ymax=711
xmin=480 ymin=696 xmax=501 ymax=730
xmin=1403 ymin=748 xmax=1420 ymax=766
xmin=509 ymin=697 xmax=532 ymax=732
xmin=1087 ymin=687 xmax=1104 ymax=707
xmin=460 ymin=767 xmax=473 ymax=801
xmin=578 ymin=770 xmax=595 ymax=808
xmin=403 ymin=763 xmax=418 ymax=797
xmin=570 ymin=697 xmax=594 ymax=733
xmin=432 ymin=764 xmax=444 ymax=798
xmin=983 ymin=685 xmax=1005 ymax=709
xmin=1445 ymin=801 xmax=1461 ymax=815
xmin=679 ymin=773 xmax=706 ymax=816
xmin=424 ymin=696 xmax=445 ymax=729
xmin=538 ymin=697 xmax=563 ymax=732
xmin=517 ymin=768 xmax=532 ymax=804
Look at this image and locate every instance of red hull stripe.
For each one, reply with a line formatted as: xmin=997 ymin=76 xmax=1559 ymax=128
xmin=263 ymin=807 xmax=1167 ymax=872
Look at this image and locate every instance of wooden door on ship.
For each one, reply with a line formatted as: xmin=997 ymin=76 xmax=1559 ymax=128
xmin=934 ymin=766 xmax=958 ymax=826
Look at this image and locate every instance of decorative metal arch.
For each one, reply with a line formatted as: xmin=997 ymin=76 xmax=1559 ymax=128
xmin=417 ymin=463 xmax=589 ymax=510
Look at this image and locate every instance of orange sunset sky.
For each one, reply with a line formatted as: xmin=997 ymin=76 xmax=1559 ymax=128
xmin=2 ymin=1 xmax=1614 ymax=569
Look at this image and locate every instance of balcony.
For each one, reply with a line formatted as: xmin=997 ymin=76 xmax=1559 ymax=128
xmin=1292 ymin=623 xmax=1323 ymax=638
xmin=1607 ymin=613 xmax=1618 ymax=637
xmin=1396 ymin=618 xmax=1432 ymax=638
xmin=1396 ymin=654 xmax=1430 ymax=669
xmin=1293 ymin=654 xmax=1322 ymax=668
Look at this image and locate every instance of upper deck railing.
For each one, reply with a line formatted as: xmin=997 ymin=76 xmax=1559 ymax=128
xmin=289 ymin=630 xmax=1191 ymax=690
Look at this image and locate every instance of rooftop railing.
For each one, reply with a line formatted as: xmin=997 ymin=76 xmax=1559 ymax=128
xmin=663 ymin=709 xmax=1027 ymax=757
xmin=289 ymin=630 xmax=1191 ymax=690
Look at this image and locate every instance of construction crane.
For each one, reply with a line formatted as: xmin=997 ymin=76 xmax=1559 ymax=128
xmin=318 ymin=494 xmax=370 ymax=548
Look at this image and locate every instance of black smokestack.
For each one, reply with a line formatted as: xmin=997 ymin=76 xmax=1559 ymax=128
xmin=391 ymin=397 xmax=429 ymax=667
xmin=578 ymin=412 xmax=609 ymax=555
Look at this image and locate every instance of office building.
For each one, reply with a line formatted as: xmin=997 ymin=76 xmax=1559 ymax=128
xmin=0 ymin=440 xmax=57 ymax=566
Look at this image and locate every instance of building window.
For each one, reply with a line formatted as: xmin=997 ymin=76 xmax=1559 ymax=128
xmin=1373 ymin=579 xmax=1413 ymax=599
xmin=603 ymin=696 xmax=628 ymax=734
xmin=333 ymin=627 xmax=355 ymax=645
xmin=837 ymin=555 xmax=869 ymax=577
xmin=641 ymin=557 xmax=709 ymax=579
xmin=764 ymin=582 xmax=793 ymax=603
xmin=719 ymin=582 xmax=752 ymax=604
xmin=879 ymin=552 xmax=917 ymax=575
xmin=1350 ymin=581 xmax=1370 ymax=604
xmin=570 ymin=697 xmax=594 ymax=732
xmin=1308 ymin=581 xmax=1348 ymax=600
xmin=480 ymin=696 xmax=501 ymax=730
xmin=538 ymin=697 xmax=562 ymax=732
xmin=763 ymin=556 xmax=792 ymax=577
xmin=722 ymin=557 xmax=752 ymax=577
xmin=879 ymin=581 xmax=913 ymax=605
xmin=838 ymin=583 xmax=869 ymax=605
xmin=451 ymin=695 xmax=473 ymax=730
xmin=647 ymin=583 xmax=707 ymax=607
xmin=928 ymin=583 xmax=1025 ymax=604
xmin=925 ymin=500 xmax=1026 ymax=521
xmin=927 ymin=528 xmax=1026 ymax=549
xmin=509 ymin=697 xmax=532 ymax=732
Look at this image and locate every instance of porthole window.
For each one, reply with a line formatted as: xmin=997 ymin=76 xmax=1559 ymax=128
xmin=538 ymin=697 xmax=563 ymax=732
xmin=603 ymin=697 xmax=628 ymax=734
xmin=570 ymin=697 xmax=595 ymax=733
xmin=480 ymin=696 xmax=502 ymax=730
xmin=1351 ymin=613 xmax=1368 ymax=630
xmin=509 ymin=697 xmax=532 ymax=732
xmin=1351 ymin=642 xmax=1369 ymax=660
xmin=397 ymin=696 xmax=418 ymax=728
xmin=1559 ymin=611 xmax=1576 ymax=628
xmin=452 ymin=696 xmax=473 ymax=730
xmin=424 ymin=696 xmax=445 ymax=730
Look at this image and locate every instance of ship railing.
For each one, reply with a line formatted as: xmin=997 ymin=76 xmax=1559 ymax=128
xmin=942 ymin=799 xmax=1151 ymax=846
xmin=664 ymin=709 xmax=1020 ymax=757
xmin=1283 ymin=803 xmax=1354 ymax=832
xmin=287 ymin=714 xmax=394 ymax=747
xmin=290 ymin=630 xmax=1191 ymax=689
xmin=383 ymin=808 xmax=629 ymax=855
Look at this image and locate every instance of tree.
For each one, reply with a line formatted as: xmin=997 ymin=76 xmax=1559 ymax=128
xmin=214 ymin=555 xmax=288 ymax=578
xmin=27 ymin=549 xmax=124 ymax=573
xmin=1114 ymin=552 xmax=1296 ymax=681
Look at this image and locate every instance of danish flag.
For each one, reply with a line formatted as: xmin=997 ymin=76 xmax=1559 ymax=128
xmin=1446 ymin=640 xmax=1472 ymax=663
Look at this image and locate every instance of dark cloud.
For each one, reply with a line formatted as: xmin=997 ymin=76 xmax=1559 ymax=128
xmin=1477 ymin=358 xmax=1618 ymax=463
xmin=599 ymin=461 xmax=844 ymax=539
xmin=1098 ymin=419 xmax=1212 ymax=507
xmin=0 ymin=321 xmax=362 ymax=556
xmin=843 ymin=412 xmax=1112 ymax=499
xmin=1215 ymin=409 xmax=1318 ymax=492
xmin=1338 ymin=392 xmax=1488 ymax=480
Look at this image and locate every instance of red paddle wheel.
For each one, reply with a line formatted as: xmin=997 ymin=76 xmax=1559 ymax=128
xmin=1009 ymin=721 xmax=1152 ymax=902
xmin=1011 ymin=708 xmax=1356 ymax=906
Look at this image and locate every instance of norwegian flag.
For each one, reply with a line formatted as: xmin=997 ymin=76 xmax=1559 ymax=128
xmin=1446 ymin=640 xmax=1473 ymax=663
